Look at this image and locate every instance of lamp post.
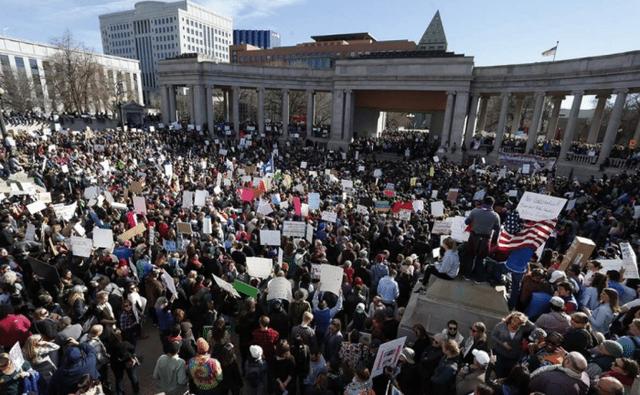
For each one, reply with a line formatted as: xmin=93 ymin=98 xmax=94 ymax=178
xmin=116 ymin=81 xmax=124 ymax=128
xmin=0 ymin=87 xmax=5 ymax=139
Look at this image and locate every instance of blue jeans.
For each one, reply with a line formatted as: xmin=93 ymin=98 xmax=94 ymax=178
xmin=509 ymin=271 xmax=525 ymax=311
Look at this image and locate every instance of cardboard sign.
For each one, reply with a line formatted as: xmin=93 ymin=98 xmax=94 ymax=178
xmin=92 ymin=228 xmax=114 ymax=250
xmin=319 ymin=264 xmax=344 ymax=296
xmin=283 ymin=221 xmax=306 ymax=238
xmin=431 ymin=201 xmax=445 ymax=217
xmin=260 ymin=229 xmax=281 ymax=246
xmin=130 ymin=181 xmax=144 ymax=195
xmin=560 ymin=236 xmax=596 ymax=270
xmin=371 ymin=337 xmax=407 ymax=378
xmin=267 ymin=277 xmax=292 ymax=301
xmin=517 ymin=192 xmax=567 ymax=221
xmin=447 ymin=189 xmax=459 ymax=203
xmin=117 ymin=223 xmax=146 ymax=242
xmin=177 ymin=222 xmax=193 ymax=235
xmin=246 ymin=257 xmax=273 ymax=279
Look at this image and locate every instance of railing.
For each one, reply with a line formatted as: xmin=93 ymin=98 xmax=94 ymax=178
xmin=608 ymin=157 xmax=640 ymax=169
xmin=566 ymin=153 xmax=597 ymax=165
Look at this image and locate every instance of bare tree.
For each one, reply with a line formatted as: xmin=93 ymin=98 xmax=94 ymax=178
xmin=47 ymin=30 xmax=111 ymax=113
xmin=0 ymin=66 xmax=41 ymax=112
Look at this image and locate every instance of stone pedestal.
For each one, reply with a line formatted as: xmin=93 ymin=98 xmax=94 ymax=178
xmin=399 ymin=278 xmax=509 ymax=342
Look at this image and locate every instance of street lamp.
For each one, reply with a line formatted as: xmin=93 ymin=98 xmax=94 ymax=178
xmin=0 ymin=87 xmax=5 ymax=139
xmin=115 ymin=81 xmax=124 ymax=127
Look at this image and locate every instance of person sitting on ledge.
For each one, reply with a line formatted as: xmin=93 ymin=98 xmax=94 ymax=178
xmin=421 ymin=237 xmax=460 ymax=287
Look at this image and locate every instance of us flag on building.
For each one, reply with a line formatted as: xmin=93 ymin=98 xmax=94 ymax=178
xmin=497 ymin=210 xmax=556 ymax=252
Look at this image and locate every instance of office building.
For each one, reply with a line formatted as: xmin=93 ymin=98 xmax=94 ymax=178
xmin=233 ymin=30 xmax=280 ymax=49
xmin=0 ymin=35 xmax=142 ymax=113
xmin=99 ymin=0 xmax=232 ymax=107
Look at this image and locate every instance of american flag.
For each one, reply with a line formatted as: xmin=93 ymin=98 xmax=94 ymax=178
xmin=497 ymin=210 xmax=556 ymax=252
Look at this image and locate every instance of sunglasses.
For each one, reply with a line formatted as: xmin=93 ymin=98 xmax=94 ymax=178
xmin=448 ymin=327 xmax=457 ymax=331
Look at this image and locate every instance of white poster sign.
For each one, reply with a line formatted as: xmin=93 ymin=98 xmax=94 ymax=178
xmin=267 ymin=277 xmax=292 ymax=301
xmin=412 ymin=200 xmax=424 ymax=212
xmin=26 ymin=200 xmax=47 ymax=214
xmin=620 ymin=242 xmax=640 ymax=279
xmin=283 ymin=221 xmax=306 ymax=238
xmin=8 ymin=342 xmax=25 ymax=371
xmin=430 ymin=200 xmax=445 ymax=217
xmin=70 ymin=236 xmax=93 ymax=258
xmin=319 ymin=264 xmax=344 ymax=296
xmin=260 ymin=229 xmax=281 ymax=246
xmin=516 ymin=192 xmax=567 ymax=221
xmin=182 ymin=191 xmax=194 ymax=209
xmin=450 ymin=216 xmax=470 ymax=242
xmin=133 ymin=196 xmax=147 ymax=215
xmin=321 ymin=211 xmax=337 ymax=223
xmin=213 ymin=274 xmax=240 ymax=298
xmin=92 ymin=228 xmax=114 ymax=250
xmin=371 ymin=337 xmax=407 ymax=378
xmin=161 ymin=270 xmax=177 ymax=296
xmin=202 ymin=217 xmax=212 ymax=234
xmin=246 ymin=257 xmax=273 ymax=279
xmin=431 ymin=220 xmax=452 ymax=235
xmin=306 ymin=223 xmax=314 ymax=244
xmin=194 ymin=190 xmax=208 ymax=207
xmin=308 ymin=192 xmax=320 ymax=210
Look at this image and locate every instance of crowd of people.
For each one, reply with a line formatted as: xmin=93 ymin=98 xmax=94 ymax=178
xmin=0 ymin=120 xmax=636 ymax=395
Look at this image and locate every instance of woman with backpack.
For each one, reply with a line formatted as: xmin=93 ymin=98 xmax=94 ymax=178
xmin=244 ymin=345 xmax=268 ymax=395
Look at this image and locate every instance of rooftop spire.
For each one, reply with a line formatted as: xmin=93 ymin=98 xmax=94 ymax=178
xmin=418 ymin=10 xmax=447 ymax=51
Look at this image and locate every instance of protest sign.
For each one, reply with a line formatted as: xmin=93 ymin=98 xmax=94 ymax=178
xmin=308 ymin=192 xmax=320 ymax=210
xmin=517 ymin=191 xmax=567 ymax=221
xmin=161 ymin=270 xmax=177 ymax=297
xmin=28 ymin=257 xmax=61 ymax=284
xmin=133 ymin=196 xmax=147 ymax=215
xmin=431 ymin=220 xmax=452 ymax=235
xmin=70 ymin=236 xmax=93 ymax=258
xmin=213 ymin=275 xmax=240 ymax=298
xmin=371 ymin=337 xmax=407 ymax=377
xmin=267 ymin=277 xmax=292 ymax=301
xmin=321 ymin=211 xmax=337 ymax=223
xmin=176 ymin=222 xmax=192 ymax=235
xmin=37 ymin=192 xmax=52 ymax=203
xmin=130 ymin=181 xmax=144 ymax=194
xmin=182 ymin=191 xmax=194 ymax=208
xmin=374 ymin=201 xmax=390 ymax=212
xmin=240 ymin=188 xmax=254 ymax=202
xmin=450 ymin=216 xmax=470 ymax=242
xmin=257 ymin=200 xmax=273 ymax=216
xmin=283 ymin=221 xmax=306 ymax=238
xmin=306 ymin=223 xmax=314 ymax=244
xmin=447 ymin=188 xmax=459 ymax=203
xmin=194 ymin=190 xmax=208 ymax=207
xmin=319 ymin=264 xmax=344 ymax=296
xmin=620 ymin=242 xmax=640 ymax=279
xmin=163 ymin=240 xmax=177 ymax=252
xmin=373 ymin=169 xmax=382 ymax=178
xmin=9 ymin=342 xmax=24 ymax=371
xmin=233 ymin=280 xmax=258 ymax=298
xmin=25 ymin=223 xmax=36 ymax=241
xmin=412 ymin=200 xmax=424 ymax=212
xmin=260 ymin=229 xmax=281 ymax=246
xmin=117 ymin=223 xmax=146 ymax=242
xmin=300 ymin=161 xmax=307 ymax=169
xmin=92 ymin=228 xmax=114 ymax=250
xmin=202 ymin=217 xmax=212 ymax=234
xmin=246 ymin=257 xmax=273 ymax=279
xmin=430 ymin=201 xmax=445 ymax=217
xmin=473 ymin=190 xmax=486 ymax=201
xmin=26 ymin=200 xmax=47 ymax=215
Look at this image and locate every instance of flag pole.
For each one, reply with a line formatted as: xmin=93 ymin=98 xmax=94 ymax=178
xmin=553 ymin=41 xmax=559 ymax=62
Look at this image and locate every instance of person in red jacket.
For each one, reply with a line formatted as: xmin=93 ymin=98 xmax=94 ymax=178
xmin=0 ymin=304 xmax=31 ymax=349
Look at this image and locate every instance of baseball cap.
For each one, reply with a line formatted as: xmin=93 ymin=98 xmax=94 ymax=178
xmin=472 ymin=349 xmax=490 ymax=366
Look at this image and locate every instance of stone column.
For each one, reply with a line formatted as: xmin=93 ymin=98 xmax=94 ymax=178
xmin=511 ymin=96 xmax=524 ymax=133
xmin=597 ymin=89 xmax=628 ymax=166
xmin=193 ymin=84 xmax=206 ymax=129
xmin=306 ymin=89 xmax=314 ymax=137
xmin=168 ymin=86 xmax=176 ymax=123
xmin=331 ymin=89 xmax=344 ymax=141
xmin=161 ymin=86 xmax=170 ymax=125
xmin=206 ymin=85 xmax=215 ymax=136
xmin=559 ymin=91 xmax=584 ymax=160
xmin=633 ymin=115 xmax=640 ymax=144
xmin=587 ymin=94 xmax=609 ymax=144
xmin=188 ymin=86 xmax=196 ymax=124
xmin=449 ymin=91 xmax=469 ymax=152
xmin=464 ymin=94 xmax=480 ymax=149
xmin=545 ymin=96 xmax=563 ymax=140
xmin=476 ymin=96 xmax=489 ymax=132
xmin=257 ymin=87 xmax=265 ymax=134
xmin=224 ymin=90 xmax=230 ymax=122
xmin=232 ymin=86 xmax=240 ymax=137
xmin=492 ymin=92 xmax=511 ymax=154
xmin=441 ymin=91 xmax=455 ymax=146
xmin=282 ymin=89 xmax=290 ymax=138
xmin=343 ymin=89 xmax=353 ymax=141
xmin=526 ymin=92 xmax=545 ymax=153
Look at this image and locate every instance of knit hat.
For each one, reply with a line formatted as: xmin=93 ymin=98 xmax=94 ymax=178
xmin=549 ymin=270 xmax=567 ymax=284
xmin=196 ymin=338 xmax=210 ymax=354
xmin=250 ymin=345 xmax=263 ymax=359
xmin=549 ymin=296 xmax=565 ymax=308
xmin=472 ymin=350 xmax=490 ymax=366
xmin=601 ymin=340 xmax=623 ymax=358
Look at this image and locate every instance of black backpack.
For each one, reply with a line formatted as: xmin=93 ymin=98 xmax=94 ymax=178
xmin=245 ymin=359 xmax=264 ymax=388
xmin=631 ymin=336 xmax=640 ymax=363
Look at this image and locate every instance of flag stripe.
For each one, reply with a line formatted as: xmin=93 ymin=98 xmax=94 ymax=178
xmin=498 ymin=219 xmax=556 ymax=252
